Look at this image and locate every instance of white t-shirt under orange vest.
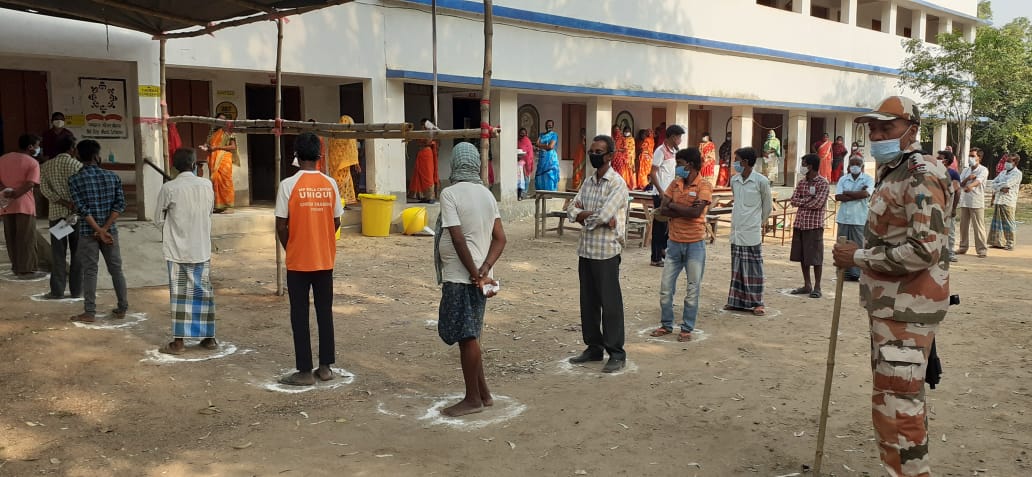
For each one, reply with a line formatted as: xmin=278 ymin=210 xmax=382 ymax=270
xmin=274 ymin=170 xmax=345 ymax=271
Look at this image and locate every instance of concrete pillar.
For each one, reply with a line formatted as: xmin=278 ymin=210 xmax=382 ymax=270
xmin=841 ymin=0 xmax=858 ymax=25
xmin=944 ymin=18 xmax=953 ymax=34
xmin=491 ymin=90 xmax=518 ymax=204
xmin=793 ymin=0 xmax=812 ymax=15
xmin=586 ymin=97 xmax=612 ymax=178
xmin=959 ymin=125 xmax=972 ymax=160
xmin=785 ymin=111 xmax=809 ymax=186
xmin=963 ymin=23 xmax=977 ymax=42
xmin=913 ymin=10 xmax=927 ymax=41
xmin=932 ymin=122 xmax=948 ymax=153
xmin=836 ymin=113 xmax=854 ymax=152
xmin=368 ymin=79 xmax=407 ymax=198
xmin=882 ymin=0 xmax=897 ymax=35
xmin=731 ymin=106 xmax=753 ymax=153
xmin=135 ymin=44 xmax=163 ymax=221
xmin=666 ymin=102 xmax=692 ymax=134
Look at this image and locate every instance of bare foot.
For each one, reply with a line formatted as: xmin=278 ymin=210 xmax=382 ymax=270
xmin=313 ymin=366 xmax=335 ymax=381
xmin=441 ymin=399 xmax=484 ymax=417
xmin=278 ymin=371 xmax=315 ymax=386
xmin=481 ymin=394 xmax=494 ymax=407
xmin=159 ymin=341 xmax=185 ymax=355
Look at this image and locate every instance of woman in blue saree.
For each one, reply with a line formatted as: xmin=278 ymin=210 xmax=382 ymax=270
xmin=535 ymin=119 xmax=560 ymax=191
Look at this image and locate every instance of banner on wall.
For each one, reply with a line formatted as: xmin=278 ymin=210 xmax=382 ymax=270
xmin=80 ymin=77 xmax=128 ymax=138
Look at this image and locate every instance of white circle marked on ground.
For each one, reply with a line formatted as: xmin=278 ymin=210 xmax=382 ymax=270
xmin=635 ymin=326 xmax=710 ymax=344
xmin=260 ymin=368 xmax=356 ymax=394
xmin=555 ymin=357 xmax=640 ymax=376
xmin=71 ymin=312 xmax=147 ymax=329
xmin=140 ymin=343 xmax=240 ymax=363
xmin=417 ymin=394 xmax=526 ymax=430
xmin=0 ymin=270 xmax=49 ymax=282
xmin=29 ymin=292 xmax=84 ymax=303
xmin=717 ymin=308 xmax=782 ymax=318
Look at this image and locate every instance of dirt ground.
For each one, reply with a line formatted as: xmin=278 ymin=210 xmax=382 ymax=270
xmin=1 ymin=199 xmax=1031 ymax=477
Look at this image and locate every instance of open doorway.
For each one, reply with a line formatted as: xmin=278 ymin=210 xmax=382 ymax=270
xmin=245 ymin=84 xmax=301 ymax=202
xmin=339 ymin=82 xmax=366 ymax=195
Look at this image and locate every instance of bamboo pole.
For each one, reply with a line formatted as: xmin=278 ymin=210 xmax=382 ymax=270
xmin=813 ymin=236 xmax=849 ymax=475
xmin=159 ymin=39 xmax=169 ymax=171
xmin=274 ymin=18 xmax=285 ymax=297
xmin=479 ymin=0 xmax=493 ymax=185
xmin=431 ymin=0 xmax=439 ymax=128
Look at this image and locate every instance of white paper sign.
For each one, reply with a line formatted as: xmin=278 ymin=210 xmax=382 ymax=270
xmin=50 ymin=219 xmax=74 ymax=240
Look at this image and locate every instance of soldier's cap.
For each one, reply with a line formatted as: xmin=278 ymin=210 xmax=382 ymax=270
xmin=854 ymin=96 xmax=921 ymax=125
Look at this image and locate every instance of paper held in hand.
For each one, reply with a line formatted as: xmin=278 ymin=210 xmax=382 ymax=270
xmin=50 ymin=219 xmax=75 ymax=240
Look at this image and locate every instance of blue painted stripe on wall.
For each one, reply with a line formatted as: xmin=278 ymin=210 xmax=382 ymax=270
xmin=386 ymin=69 xmax=871 ymax=113
xmin=397 ymin=0 xmax=903 ymax=76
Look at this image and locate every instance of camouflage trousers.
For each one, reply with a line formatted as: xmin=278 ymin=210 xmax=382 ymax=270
xmin=870 ymin=317 xmax=938 ymax=477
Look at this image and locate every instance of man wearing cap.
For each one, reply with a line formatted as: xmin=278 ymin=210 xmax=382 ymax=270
xmin=833 ymin=96 xmax=952 ymax=477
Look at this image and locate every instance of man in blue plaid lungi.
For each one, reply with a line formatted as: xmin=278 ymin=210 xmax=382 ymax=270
xmin=155 ymin=148 xmax=217 ymax=355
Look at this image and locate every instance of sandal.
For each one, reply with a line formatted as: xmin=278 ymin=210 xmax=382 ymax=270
xmin=650 ymin=261 xmax=664 ymax=267
xmin=809 ymin=290 xmax=822 ymax=298
xmin=789 ymin=287 xmax=811 ymax=295
xmin=677 ymin=331 xmax=692 ymax=342
xmin=158 ymin=342 xmax=185 ymax=355
xmin=111 ymin=309 xmax=127 ymax=319
xmin=649 ymin=327 xmax=672 ymax=337
xmin=199 ymin=338 xmax=218 ymax=350
xmin=752 ymin=306 xmax=766 ymax=316
xmin=69 ymin=313 xmax=96 ymax=323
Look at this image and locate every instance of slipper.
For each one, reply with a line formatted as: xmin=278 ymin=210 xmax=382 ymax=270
xmin=278 ymin=371 xmax=316 ymax=386
xmin=789 ymin=287 xmax=811 ymax=295
xmin=199 ymin=338 xmax=218 ymax=350
xmin=809 ymin=290 xmax=822 ymax=298
xmin=158 ymin=343 xmax=185 ymax=355
xmin=677 ymin=331 xmax=692 ymax=342
xmin=649 ymin=327 xmax=672 ymax=337
xmin=111 ymin=309 xmax=127 ymax=319
xmin=650 ymin=261 xmax=664 ymax=267
xmin=70 ymin=313 xmax=96 ymax=323
xmin=752 ymin=307 xmax=766 ymax=316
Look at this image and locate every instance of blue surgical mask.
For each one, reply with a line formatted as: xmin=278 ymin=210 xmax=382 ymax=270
xmin=870 ymin=138 xmax=903 ymax=164
xmin=675 ymin=165 xmax=690 ymax=179
xmin=733 ymin=161 xmax=744 ymax=174
xmin=1004 ymin=162 xmax=1015 ymax=171
xmin=849 ymin=165 xmax=862 ymax=175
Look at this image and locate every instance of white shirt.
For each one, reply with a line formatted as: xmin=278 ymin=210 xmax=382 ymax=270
xmin=958 ymin=164 xmax=989 ymax=209
xmin=729 ymin=170 xmax=772 ymax=246
xmin=992 ymin=167 xmax=1023 ymax=207
xmin=651 ymin=144 xmax=678 ymax=195
xmin=153 ymin=172 xmax=215 ymax=263
xmin=438 ymin=182 xmax=501 ymax=284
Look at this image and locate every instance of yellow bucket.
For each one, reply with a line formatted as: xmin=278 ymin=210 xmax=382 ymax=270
xmin=401 ymin=207 xmax=427 ymax=235
xmin=358 ymin=193 xmax=397 ymax=237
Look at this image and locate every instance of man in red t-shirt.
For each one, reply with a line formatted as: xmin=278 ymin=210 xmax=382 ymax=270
xmin=275 ymin=133 xmax=345 ymax=386
xmin=1 ymin=134 xmax=44 ymax=279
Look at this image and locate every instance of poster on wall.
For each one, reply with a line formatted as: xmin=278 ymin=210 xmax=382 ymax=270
xmin=80 ymin=77 xmax=128 ymax=139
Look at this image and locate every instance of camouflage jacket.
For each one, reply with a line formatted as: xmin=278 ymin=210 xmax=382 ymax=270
xmin=854 ymin=146 xmax=953 ymax=324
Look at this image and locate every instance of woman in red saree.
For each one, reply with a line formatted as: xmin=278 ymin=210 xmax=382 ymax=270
xmin=699 ymin=132 xmax=717 ymax=186
xmin=636 ymin=129 xmax=654 ymax=190
xmin=831 ymin=135 xmax=848 ymax=183
xmin=610 ymin=125 xmax=632 ymax=186
xmin=813 ymin=133 xmax=832 ymax=180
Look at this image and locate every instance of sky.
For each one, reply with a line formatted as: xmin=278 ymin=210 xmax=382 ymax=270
xmin=988 ymin=0 xmax=1031 ymax=26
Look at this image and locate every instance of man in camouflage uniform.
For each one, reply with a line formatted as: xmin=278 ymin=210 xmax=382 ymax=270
xmin=833 ymin=96 xmax=952 ymax=477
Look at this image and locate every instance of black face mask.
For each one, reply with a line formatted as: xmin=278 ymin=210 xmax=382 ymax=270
xmin=589 ymin=152 xmax=606 ymax=169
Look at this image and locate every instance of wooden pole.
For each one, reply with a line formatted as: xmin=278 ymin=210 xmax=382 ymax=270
xmin=814 ymin=236 xmax=849 ymax=475
xmin=274 ymin=18 xmax=285 ymax=296
xmin=431 ymin=0 xmax=438 ymax=128
xmin=479 ymin=0 xmax=493 ymax=185
xmin=159 ymin=39 xmax=169 ymax=170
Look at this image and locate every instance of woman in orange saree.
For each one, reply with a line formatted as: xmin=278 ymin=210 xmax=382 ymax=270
xmin=699 ymin=132 xmax=717 ymax=186
xmin=327 ymin=115 xmax=361 ymax=206
xmin=570 ymin=128 xmax=586 ymax=191
xmin=636 ymin=129 xmax=654 ymax=190
xmin=623 ymin=126 xmax=636 ymax=190
xmin=813 ymin=133 xmax=833 ymax=180
xmin=203 ymin=114 xmax=238 ymax=213
xmin=610 ymin=126 xmax=631 ymax=187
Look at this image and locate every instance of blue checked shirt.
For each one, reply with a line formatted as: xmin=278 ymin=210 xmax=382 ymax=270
xmin=68 ymin=164 xmax=126 ymax=237
xmin=835 ymin=172 xmax=875 ymax=226
xmin=568 ymin=167 xmax=628 ymax=260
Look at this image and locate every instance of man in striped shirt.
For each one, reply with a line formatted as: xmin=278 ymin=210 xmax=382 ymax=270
xmin=567 ymin=134 xmax=629 ymax=373
xmin=39 ymin=134 xmax=82 ymax=299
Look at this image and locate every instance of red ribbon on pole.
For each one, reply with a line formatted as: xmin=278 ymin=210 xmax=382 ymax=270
xmin=272 ymin=118 xmax=283 ymax=136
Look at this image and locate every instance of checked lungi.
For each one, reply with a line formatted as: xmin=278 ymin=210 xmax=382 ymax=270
xmin=726 ymin=244 xmax=764 ymax=309
xmin=987 ymin=204 xmax=1016 ymax=249
xmin=167 ymin=261 xmax=216 ymax=338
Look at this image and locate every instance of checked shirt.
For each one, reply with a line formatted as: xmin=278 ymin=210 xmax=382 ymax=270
xmin=68 ymin=164 xmax=126 ymax=237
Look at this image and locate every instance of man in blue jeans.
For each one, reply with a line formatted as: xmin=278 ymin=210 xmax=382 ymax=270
xmin=650 ymin=147 xmax=712 ymax=342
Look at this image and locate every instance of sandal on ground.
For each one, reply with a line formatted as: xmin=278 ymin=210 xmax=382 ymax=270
xmin=789 ymin=287 xmax=811 ymax=295
xmin=649 ymin=327 xmax=672 ymax=337
xmin=69 ymin=313 xmax=96 ymax=323
xmin=199 ymin=338 xmax=218 ymax=350
xmin=111 ymin=309 xmax=127 ymax=319
xmin=650 ymin=261 xmax=663 ymax=267
xmin=809 ymin=290 xmax=822 ymax=298
xmin=158 ymin=342 xmax=185 ymax=355
xmin=723 ymin=304 xmax=738 ymax=311
xmin=752 ymin=307 xmax=766 ymax=316
xmin=677 ymin=331 xmax=692 ymax=342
